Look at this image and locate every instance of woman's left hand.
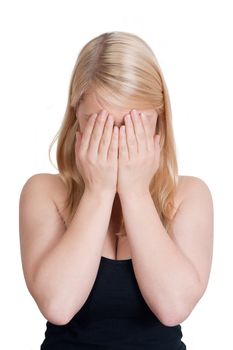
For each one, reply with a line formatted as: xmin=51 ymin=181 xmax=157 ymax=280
xmin=117 ymin=109 xmax=161 ymax=198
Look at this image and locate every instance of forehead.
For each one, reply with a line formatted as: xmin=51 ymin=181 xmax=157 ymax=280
xmin=78 ymin=91 xmax=157 ymax=118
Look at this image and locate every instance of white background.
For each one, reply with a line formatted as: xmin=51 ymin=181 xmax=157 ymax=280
xmin=0 ymin=0 xmax=232 ymax=349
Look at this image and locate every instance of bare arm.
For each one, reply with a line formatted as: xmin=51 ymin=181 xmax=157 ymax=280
xmin=119 ymin=176 xmax=214 ymax=327
xmin=19 ymin=174 xmax=115 ymax=325
xmin=20 ymin=110 xmax=118 ymax=325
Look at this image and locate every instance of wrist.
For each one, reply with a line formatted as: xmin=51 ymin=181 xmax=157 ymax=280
xmin=118 ymin=189 xmax=151 ymax=202
xmin=84 ymin=187 xmax=116 ymax=202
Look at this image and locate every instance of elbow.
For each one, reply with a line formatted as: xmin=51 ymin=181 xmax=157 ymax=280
xmin=44 ymin=298 xmax=87 ymax=326
xmin=33 ymin=292 xmax=75 ymax=326
xmin=156 ymin=303 xmax=191 ymax=327
xmin=160 ymin=308 xmax=188 ymax=327
xmin=31 ymin=277 xmax=76 ymax=325
xmin=44 ymin=299 xmax=78 ymax=326
xmin=159 ymin=285 xmax=202 ymax=327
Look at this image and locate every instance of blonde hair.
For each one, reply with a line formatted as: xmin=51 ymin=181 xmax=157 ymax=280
xmin=49 ymin=31 xmax=179 ymax=237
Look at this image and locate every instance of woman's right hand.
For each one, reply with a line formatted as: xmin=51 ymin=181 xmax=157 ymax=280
xmin=75 ymin=109 xmax=119 ymax=196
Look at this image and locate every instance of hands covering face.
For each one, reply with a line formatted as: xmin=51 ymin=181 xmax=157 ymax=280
xmin=75 ymin=109 xmax=160 ymax=197
xmin=117 ymin=109 xmax=160 ymax=198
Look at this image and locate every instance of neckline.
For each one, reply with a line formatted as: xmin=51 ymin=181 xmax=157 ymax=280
xmin=101 ymin=256 xmax=132 ymax=263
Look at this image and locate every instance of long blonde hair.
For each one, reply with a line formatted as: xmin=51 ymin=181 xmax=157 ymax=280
xmin=49 ymin=31 xmax=179 ymax=237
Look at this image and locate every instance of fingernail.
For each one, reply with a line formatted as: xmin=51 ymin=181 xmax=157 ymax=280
xmin=131 ymin=109 xmax=138 ymax=118
xmin=125 ymin=114 xmax=130 ymax=122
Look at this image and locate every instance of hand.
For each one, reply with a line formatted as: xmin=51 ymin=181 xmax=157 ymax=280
xmin=75 ymin=110 xmax=119 ymax=196
xmin=117 ymin=109 xmax=160 ymax=198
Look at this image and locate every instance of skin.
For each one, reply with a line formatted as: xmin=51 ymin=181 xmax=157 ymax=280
xmin=75 ymin=91 xmax=214 ymax=326
xmin=19 ymin=91 xmax=213 ymax=327
xmin=76 ymin=91 xmax=158 ymax=138
xmin=75 ymin=91 xmax=160 ymax=230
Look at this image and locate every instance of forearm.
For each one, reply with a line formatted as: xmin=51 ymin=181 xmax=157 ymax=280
xmin=120 ymin=191 xmax=201 ymax=325
xmin=34 ymin=189 xmax=115 ymax=324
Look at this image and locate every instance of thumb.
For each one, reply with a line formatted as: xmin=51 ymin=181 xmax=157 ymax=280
xmin=76 ymin=131 xmax=82 ymax=150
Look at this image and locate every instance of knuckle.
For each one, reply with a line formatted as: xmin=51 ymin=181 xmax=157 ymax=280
xmin=99 ymin=158 xmax=106 ymax=167
xmin=86 ymin=153 xmax=95 ymax=164
xmin=100 ymin=137 xmax=107 ymax=147
xmin=129 ymin=137 xmax=136 ymax=145
xmin=91 ymin=133 xmax=98 ymax=142
xmin=77 ymin=150 xmax=85 ymax=160
xmin=108 ymin=145 xmax=115 ymax=152
xmin=105 ymin=120 xmax=112 ymax=130
xmin=138 ymin=130 xmax=144 ymax=137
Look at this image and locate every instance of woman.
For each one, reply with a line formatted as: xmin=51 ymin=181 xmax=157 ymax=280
xmin=19 ymin=31 xmax=214 ymax=349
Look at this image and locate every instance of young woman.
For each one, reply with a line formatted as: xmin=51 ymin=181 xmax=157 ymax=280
xmin=19 ymin=31 xmax=214 ymax=349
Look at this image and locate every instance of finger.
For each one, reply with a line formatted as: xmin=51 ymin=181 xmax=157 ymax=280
xmin=140 ymin=112 xmax=154 ymax=152
xmin=119 ymin=125 xmax=128 ymax=161
xmin=75 ymin=131 xmax=82 ymax=153
xmin=99 ymin=113 xmax=114 ymax=160
xmin=79 ymin=113 xmax=98 ymax=154
xmin=108 ymin=126 xmax=119 ymax=162
xmin=149 ymin=111 xmax=159 ymax=134
xmin=154 ymin=134 xmax=161 ymax=153
xmin=89 ymin=110 xmax=109 ymax=155
xmin=131 ymin=109 xmax=147 ymax=154
xmin=124 ymin=113 xmax=137 ymax=159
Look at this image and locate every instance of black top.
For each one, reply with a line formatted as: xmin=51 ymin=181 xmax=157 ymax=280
xmin=40 ymin=256 xmax=186 ymax=349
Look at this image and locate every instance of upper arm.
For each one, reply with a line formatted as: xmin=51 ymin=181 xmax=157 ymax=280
xmin=19 ymin=173 xmax=66 ymax=300
xmin=170 ymin=176 xmax=214 ymax=298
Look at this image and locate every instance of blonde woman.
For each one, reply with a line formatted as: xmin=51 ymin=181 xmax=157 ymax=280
xmin=19 ymin=31 xmax=214 ymax=349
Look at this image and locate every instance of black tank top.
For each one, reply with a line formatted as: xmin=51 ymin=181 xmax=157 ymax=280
xmin=40 ymin=256 xmax=187 ymax=349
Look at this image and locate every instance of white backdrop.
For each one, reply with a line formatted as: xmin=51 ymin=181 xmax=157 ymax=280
xmin=0 ymin=0 xmax=232 ymax=349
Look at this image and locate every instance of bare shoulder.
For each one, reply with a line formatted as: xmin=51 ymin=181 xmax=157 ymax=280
xmin=21 ymin=172 xmax=66 ymax=196
xmin=19 ymin=172 xmax=70 ymax=313
xmin=177 ymin=174 xmax=212 ymax=191
xmin=176 ymin=175 xmax=213 ymax=205
xmin=20 ymin=172 xmax=68 ymax=225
